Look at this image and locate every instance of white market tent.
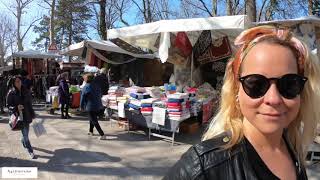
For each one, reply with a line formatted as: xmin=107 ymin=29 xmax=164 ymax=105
xmin=60 ymin=40 xmax=156 ymax=65
xmin=12 ymin=50 xmax=62 ymax=59
xmin=107 ymin=15 xmax=250 ymax=63
xmin=257 ymin=15 xmax=320 ymax=26
xmin=0 ymin=65 xmax=13 ymax=74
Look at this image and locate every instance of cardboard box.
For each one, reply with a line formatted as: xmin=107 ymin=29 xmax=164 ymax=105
xmin=180 ymin=121 xmax=199 ymax=134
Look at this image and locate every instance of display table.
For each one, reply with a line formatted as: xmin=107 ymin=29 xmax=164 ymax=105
xmin=125 ymin=109 xmax=189 ymax=146
xmin=106 ymin=105 xmax=204 ymax=145
xmin=106 ymin=108 xmax=130 ymax=132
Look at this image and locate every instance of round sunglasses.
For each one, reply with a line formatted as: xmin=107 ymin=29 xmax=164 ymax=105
xmin=239 ymin=74 xmax=308 ymax=99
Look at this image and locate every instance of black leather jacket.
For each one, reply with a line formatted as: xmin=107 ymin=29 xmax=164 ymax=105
xmin=7 ymin=87 xmax=35 ymax=124
xmin=163 ymin=132 xmax=307 ymax=180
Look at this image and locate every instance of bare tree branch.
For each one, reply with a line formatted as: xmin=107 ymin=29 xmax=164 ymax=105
xmin=198 ymin=0 xmax=213 ymax=16
xmin=22 ymin=17 xmax=41 ymax=40
xmin=0 ymin=1 xmax=18 ymax=17
xmin=258 ymin=0 xmax=269 ymax=21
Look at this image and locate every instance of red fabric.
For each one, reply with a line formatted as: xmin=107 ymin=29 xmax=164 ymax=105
xmin=166 ymin=102 xmax=181 ymax=106
xmin=168 ymin=112 xmax=182 ymax=115
xmin=167 ymin=106 xmax=183 ymax=110
xmin=174 ymin=32 xmax=192 ymax=57
xmin=186 ymin=101 xmax=191 ymax=108
xmin=71 ymin=92 xmax=81 ymax=108
xmin=88 ymin=52 xmax=96 ymax=66
xmin=141 ymin=107 xmax=153 ymax=111
xmin=197 ymin=36 xmax=232 ymax=65
xmin=27 ymin=60 xmax=32 ymax=75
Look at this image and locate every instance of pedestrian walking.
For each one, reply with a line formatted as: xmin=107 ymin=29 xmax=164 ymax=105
xmin=93 ymin=68 xmax=109 ymax=118
xmin=164 ymin=26 xmax=320 ymax=180
xmin=7 ymin=76 xmax=36 ymax=159
xmin=80 ymin=73 xmax=106 ymax=140
xmin=58 ymin=72 xmax=71 ymax=119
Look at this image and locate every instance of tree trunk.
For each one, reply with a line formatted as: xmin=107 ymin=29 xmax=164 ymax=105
xmin=245 ymin=0 xmax=256 ymax=22
xmin=50 ymin=0 xmax=56 ymax=44
xmin=17 ymin=8 xmax=23 ymax=51
xmin=212 ymin=0 xmax=217 ymax=16
xmin=226 ymin=0 xmax=232 ymax=15
xmin=147 ymin=0 xmax=152 ymax=22
xmin=308 ymin=0 xmax=313 ymax=15
xmin=99 ymin=0 xmax=107 ymax=40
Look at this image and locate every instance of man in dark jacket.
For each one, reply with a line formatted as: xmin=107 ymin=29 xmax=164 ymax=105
xmin=58 ymin=72 xmax=71 ymax=119
xmin=92 ymin=68 xmax=109 ymax=118
xmin=93 ymin=68 xmax=109 ymax=95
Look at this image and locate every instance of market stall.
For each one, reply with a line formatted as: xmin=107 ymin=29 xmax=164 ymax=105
xmin=105 ymin=15 xmax=250 ymax=144
xmin=11 ymin=50 xmax=61 ymax=100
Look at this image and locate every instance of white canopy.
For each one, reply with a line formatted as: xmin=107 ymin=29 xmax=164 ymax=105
xmin=12 ymin=50 xmax=61 ymax=59
xmin=107 ymin=15 xmax=250 ymax=62
xmin=60 ymin=40 xmax=155 ymax=59
xmin=0 ymin=65 xmax=13 ymax=73
xmin=257 ymin=16 xmax=320 ymax=26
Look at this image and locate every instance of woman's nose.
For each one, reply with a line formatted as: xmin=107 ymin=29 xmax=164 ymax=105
xmin=263 ymin=83 xmax=283 ymax=105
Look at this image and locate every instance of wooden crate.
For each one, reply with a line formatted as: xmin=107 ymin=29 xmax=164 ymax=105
xmin=180 ymin=121 xmax=199 ymax=134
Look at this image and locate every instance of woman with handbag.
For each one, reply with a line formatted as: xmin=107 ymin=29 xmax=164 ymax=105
xmin=7 ymin=76 xmax=36 ymax=159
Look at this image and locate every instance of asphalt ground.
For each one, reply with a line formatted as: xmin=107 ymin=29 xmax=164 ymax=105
xmin=0 ymin=106 xmax=319 ymax=180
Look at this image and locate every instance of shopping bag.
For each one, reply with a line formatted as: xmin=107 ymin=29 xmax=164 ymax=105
xmin=9 ymin=113 xmax=23 ymax=131
xmin=32 ymin=119 xmax=47 ymax=137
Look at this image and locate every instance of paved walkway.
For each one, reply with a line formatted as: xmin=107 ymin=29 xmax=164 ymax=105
xmin=0 ymin=108 xmax=319 ymax=179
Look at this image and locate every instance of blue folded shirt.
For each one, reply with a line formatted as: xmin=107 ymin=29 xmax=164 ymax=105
xmin=167 ymin=98 xmax=184 ymax=103
xmin=128 ymin=103 xmax=141 ymax=110
xmin=141 ymin=103 xmax=153 ymax=108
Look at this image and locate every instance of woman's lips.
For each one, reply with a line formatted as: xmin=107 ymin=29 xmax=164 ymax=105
xmin=261 ymin=113 xmax=282 ymax=116
xmin=258 ymin=112 xmax=285 ymax=121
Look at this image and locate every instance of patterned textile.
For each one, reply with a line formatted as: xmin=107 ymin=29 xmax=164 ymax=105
xmin=110 ymin=38 xmax=148 ymax=54
xmin=196 ymin=36 xmax=232 ymax=65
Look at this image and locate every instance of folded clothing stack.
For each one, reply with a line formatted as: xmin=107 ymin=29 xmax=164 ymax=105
xmin=188 ymin=89 xmax=201 ymax=116
xmin=129 ymin=86 xmax=146 ymax=93
xmin=167 ymin=92 xmax=191 ymax=121
xmin=168 ymin=111 xmax=191 ymax=121
xmin=108 ymin=86 xmax=126 ymax=95
xmin=153 ymin=101 xmax=167 ymax=109
xmin=128 ymin=88 xmax=155 ymax=112
xmin=116 ymin=96 xmax=128 ymax=104
xmin=140 ymin=98 xmax=160 ymax=115
xmin=107 ymin=86 xmax=126 ymax=109
xmin=128 ymin=99 xmax=142 ymax=110
xmin=129 ymin=93 xmax=151 ymax=100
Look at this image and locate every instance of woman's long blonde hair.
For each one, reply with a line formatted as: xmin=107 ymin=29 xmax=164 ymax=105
xmin=203 ymin=26 xmax=320 ymax=162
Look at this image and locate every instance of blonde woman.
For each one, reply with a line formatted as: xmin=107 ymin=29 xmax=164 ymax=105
xmin=163 ymin=26 xmax=320 ymax=180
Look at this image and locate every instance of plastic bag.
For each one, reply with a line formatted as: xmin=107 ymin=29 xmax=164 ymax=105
xmin=32 ymin=119 xmax=47 ymax=137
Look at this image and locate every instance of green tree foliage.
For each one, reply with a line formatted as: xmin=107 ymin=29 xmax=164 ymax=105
xmin=32 ymin=15 xmax=50 ymax=50
xmin=312 ymin=0 xmax=320 ymax=16
xmin=56 ymin=0 xmax=92 ymax=47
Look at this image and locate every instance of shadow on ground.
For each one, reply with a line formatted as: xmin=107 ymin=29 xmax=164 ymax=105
xmin=0 ymin=147 xmax=167 ymax=177
xmin=36 ymin=114 xmax=89 ymax=121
